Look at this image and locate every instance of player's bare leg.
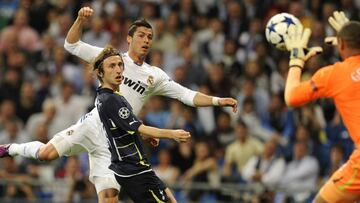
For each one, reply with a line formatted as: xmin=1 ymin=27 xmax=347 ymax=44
xmin=165 ymin=188 xmax=177 ymax=203
xmin=98 ymin=188 xmax=119 ymax=203
xmin=0 ymin=142 xmax=59 ymax=161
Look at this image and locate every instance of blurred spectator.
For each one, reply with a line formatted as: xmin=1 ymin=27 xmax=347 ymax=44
xmin=54 ymin=156 xmax=94 ymax=203
xmin=236 ymin=78 xmax=270 ymax=119
xmin=239 ymin=96 xmax=275 ymax=142
xmin=0 ymin=100 xmax=23 ymax=131
xmin=278 ymin=141 xmax=319 ymax=203
xmin=323 ymin=144 xmax=345 ymax=179
xmin=201 ymin=18 xmax=225 ymax=64
xmin=182 ymin=106 xmax=202 ymax=140
xmin=145 ymin=96 xmax=170 ymax=129
xmin=49 ymin=13 xmax=73 ymax=46
xmin=221 ymin=39 xmax=242 ymax=80
xmin=48 ymin=45 xmax=83 ymax=93
xmin=0 ymin=9 xmax=40 ymax=52
xmin=16 ymin=82 xmax=40 ymax=123
xmin=166 ymin=100 xmax=185 ymax=130
xmin=34 ymin=69 xmax=52 ymax=109
xmin=171 ymin=139 xmax=195 ymax=174
xmin=270 ymin=57 xmax=288 ymax=94
xmin=238 ymin=18 xmax=263 ymax=62
xmin=222 ymin=119 xmax=263 ymax=181
xmin=242 ymin=139 xmax=285 ymax=188
xmin=83 ymin=16 xmax=111 ymax=47
xmin=154 ymin=149 xmax=180 ymax=186
xmin=203 ymin=63 xmax=233 ymax=97
xmin=223 ymin=1 xmax=246 ymax=40
xmin=0 ymin=119 xmax=29 ymax=144
xmin=288 ymin=1 xmax=313 ymax=28
xmin=0 ymin=69 xmax=21 ymax=103
xmin=31 ymin=33 xmax=55 ymax=70
xmin=211 ymin=111 xmax=235 ymax=147
xmin=26 ymin=98 xmax=57 ymax=139
xmin=26 ymin=1 xmax=52 ymax=34
xmin=262 ymin=93 xmax=295 ymax=145
xmin=196 ymin=85 xmax=217 ymax=135
xmin=52 ymin=81 xmax=88 ymax=134
xmin=0 ymin=157 xmax=36 ymax=201
xmin=182 ymin=141 xmax=218 ymax=202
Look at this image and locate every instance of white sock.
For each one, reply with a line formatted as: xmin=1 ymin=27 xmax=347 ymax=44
xmin=9 ymin=141 xmax=44 ymax=159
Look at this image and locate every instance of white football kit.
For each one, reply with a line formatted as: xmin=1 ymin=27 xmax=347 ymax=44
xmin=53 ymin=40 xmax=197 ymax=193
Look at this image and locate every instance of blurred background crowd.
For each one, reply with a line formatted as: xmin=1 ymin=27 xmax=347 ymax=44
xmin=0 ymin=0 xmax=359 ymax=202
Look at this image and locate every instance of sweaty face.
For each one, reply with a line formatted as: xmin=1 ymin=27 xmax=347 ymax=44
xmin=128 ymin=27 xmax=153 ymax=57
xmin=102 ymin=56 xmax=124 ymax=89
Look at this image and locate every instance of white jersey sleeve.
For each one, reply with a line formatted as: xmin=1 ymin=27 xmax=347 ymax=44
xmin=153 ymin=67 xmax=197 ymax=106
xmin=64 ymin=40 xmax=103 ymax=63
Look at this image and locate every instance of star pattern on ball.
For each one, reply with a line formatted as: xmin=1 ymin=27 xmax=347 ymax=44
xmin=282 ymin=16 xmax=296 ymax=27
xmin=267 ymin=22 xmax=277 ymax=33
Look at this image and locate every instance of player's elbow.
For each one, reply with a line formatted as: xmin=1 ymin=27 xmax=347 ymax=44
xmin=284 ymin=92 xmax=297 ymax=108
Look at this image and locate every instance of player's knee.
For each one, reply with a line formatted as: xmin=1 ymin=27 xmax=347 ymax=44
xmin=98 ymin=189 xmax=118 ymax=203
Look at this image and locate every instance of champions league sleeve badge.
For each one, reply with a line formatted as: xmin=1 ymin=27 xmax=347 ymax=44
xmin=118 ymin=107 xmax=130 ymax=119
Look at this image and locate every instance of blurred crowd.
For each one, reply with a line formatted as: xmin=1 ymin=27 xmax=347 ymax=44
xmin=0 ymin=0 xmax=359 ymax=202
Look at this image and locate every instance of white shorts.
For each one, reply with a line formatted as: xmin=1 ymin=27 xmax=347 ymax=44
xmin=49 ymin=110 xmax=118 ymax=193
xmin=92 ymin=176 xmax=121 ymax=194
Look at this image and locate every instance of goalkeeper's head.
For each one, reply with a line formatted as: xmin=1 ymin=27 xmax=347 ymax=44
xmin=337 ymin=21 xmax=360 ymax=57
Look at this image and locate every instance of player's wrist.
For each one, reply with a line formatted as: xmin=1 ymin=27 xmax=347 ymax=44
xmin=212 ymin=97 xmax=220 ymax=106
xmin=289 ymin=58 xmax=304 ymax=69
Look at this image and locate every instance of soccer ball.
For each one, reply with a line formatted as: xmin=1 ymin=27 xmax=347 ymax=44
xmin=265 ymin=13 xmax=302 ymax=51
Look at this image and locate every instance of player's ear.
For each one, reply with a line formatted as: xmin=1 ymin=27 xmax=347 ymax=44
xmin=127 ymin=35 xmax=132 ymax=44
xmin=338 ymin=37 xmax=345 ymax=50
xmin=97 ymin=70 xmax=103 ymax=78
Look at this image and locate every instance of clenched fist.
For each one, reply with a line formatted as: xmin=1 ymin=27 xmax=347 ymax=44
xmin=78 ymin=7 xmax=94 ymax=21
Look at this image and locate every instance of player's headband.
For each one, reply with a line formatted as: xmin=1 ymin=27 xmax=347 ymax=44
xmin=94 ymin=50 xmax=122 ymax=71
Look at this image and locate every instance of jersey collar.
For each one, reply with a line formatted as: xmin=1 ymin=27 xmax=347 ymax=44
xmin=124 ymin=52 xmax=144 ymax=66
xmin=96 ymin=87 xmax=122 ymax=95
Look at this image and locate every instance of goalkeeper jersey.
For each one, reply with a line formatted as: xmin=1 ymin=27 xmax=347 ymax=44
xmin=287 ymin=55 xmax=360 ymax=144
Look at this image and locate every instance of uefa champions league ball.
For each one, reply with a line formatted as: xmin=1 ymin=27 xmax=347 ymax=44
xmin=265 ymin=13 xmax=302 ymax=51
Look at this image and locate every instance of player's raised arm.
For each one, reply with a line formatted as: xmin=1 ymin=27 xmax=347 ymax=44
xmin=64 ymin=7 xmax=103 ymax=63
xmin=283 ymin=25 xmax=323 ymax=107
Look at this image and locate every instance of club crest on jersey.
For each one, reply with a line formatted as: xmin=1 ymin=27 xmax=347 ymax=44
xmin=118 ymin=107 xmax=130 ymax=119
xmin=66 ymin=130 xmax=74 ymax=136
xmin=147 ymin=76 xmax=154 ymax=85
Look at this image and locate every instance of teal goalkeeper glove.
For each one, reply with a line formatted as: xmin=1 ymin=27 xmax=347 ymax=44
xmin=325 ymin=11 xmax=349 ymax=46
xmin=284 ymin=24 xmax=323 ymax=69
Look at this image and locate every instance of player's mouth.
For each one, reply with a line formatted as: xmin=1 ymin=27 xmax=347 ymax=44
xmin=115 ymin=75 xmax=123 ymax=84
xmin=141 ymin=45 xmax=149 ymax=51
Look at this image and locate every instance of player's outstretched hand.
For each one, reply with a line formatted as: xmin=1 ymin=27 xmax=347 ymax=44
xmin=219 ymin=98 xmax=238 ymax=113
xmin=284 ymin=24 xmax=322 ymax=69
xmin=78 ymin=7 xmax=94 ymax=21
xmin=325 ymin=11 xmax=349 ymax=46
xmin=171 ymin=130 xmax=191 ymax=143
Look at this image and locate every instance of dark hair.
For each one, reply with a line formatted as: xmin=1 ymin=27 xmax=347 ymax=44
xmin=236 ymin=118 xmax=248 ymax=129
xmin=338 ymin=21 xmax=360 ymax=49
xmin=93 ymin=46 xmax=122 ymax=82
xmin=128 ymin=19 xmax=152 ymax=37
